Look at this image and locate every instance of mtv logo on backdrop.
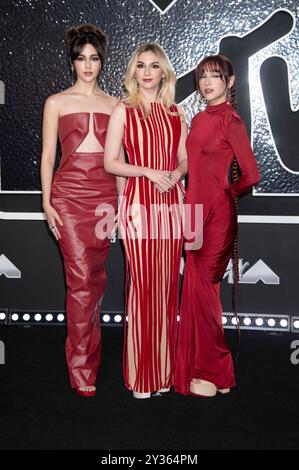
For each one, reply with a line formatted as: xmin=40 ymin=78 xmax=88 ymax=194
xmin=224 ymin=259 xmax=280 ymax=285
xmin=0 ymin=254 xmax=21 ymax=278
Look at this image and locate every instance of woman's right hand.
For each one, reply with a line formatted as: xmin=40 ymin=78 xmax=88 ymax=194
xmin=143 ymin=168 xmax=173 ymax=193
xmin=43 ymin=203 xmax=63 ymax=241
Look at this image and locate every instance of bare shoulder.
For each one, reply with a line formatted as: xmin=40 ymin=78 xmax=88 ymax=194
xmin=43 ymin=94 xmax=62 ymax=121
xmin=44 ymin=92 xmax=61 ymax=108
xmin=44 ymin=91 xmax=70 ymax=114
xmin=111 ymin=100 xmax=126 ymax=117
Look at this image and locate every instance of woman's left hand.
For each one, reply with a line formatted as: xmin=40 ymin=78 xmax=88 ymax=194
xmin=169 ymin=169 xmax=182 ymax=188
xmin=154 ymin=169 xmax=182 ymax=193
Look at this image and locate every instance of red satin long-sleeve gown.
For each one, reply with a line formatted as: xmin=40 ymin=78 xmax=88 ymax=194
xmin=174 ymin=101 xmax=260 ymax=395
xmin=51 ymin=112 xmax=117 ymax=389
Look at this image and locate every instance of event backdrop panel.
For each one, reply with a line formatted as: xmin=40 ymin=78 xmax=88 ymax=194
xmin=0 ymin=221 xmax=298 ymax=319
xmin=0 ymin=0 xmax=298 ymax=199
xmin=0 ymin=0 xmax=299 ymax=328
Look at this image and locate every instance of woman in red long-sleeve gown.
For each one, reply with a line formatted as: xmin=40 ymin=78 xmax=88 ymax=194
xmin=40 ymin=25 xmax=124 ymax=397
xmin=175 ymin=55 xmax=260 ymax=397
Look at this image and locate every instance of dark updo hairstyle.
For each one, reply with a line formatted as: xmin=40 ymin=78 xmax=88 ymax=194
xmin=195 ymin=54 xmax=236 ymax=109
xmin=66 ymin=24 xmax=108 ymax=66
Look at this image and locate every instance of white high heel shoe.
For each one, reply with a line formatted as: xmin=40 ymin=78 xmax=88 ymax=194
xmin=190 ymin=379 xmax=217 ymax=397
xmin=157 ymin=387 xmax=170 ymax=393
xmin=132 ymin=391 xmax=151 ymax=399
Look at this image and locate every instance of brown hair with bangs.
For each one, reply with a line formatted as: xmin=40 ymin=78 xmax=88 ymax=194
xmin=195 ymin=54 xmax=236 ymax=109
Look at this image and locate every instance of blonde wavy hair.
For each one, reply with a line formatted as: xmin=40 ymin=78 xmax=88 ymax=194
xmin=124 ymin=43 xmax=177 ymax=114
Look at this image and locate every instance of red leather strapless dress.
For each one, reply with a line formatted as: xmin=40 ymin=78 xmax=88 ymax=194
xmin=51 ymin=112 xmax=117 ymax=389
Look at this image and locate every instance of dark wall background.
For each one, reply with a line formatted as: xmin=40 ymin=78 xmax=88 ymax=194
xmin=0 ymin=0 xmax=298 ymax=323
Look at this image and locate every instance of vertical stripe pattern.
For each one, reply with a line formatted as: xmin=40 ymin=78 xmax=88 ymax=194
xmin=120 ymin=102 xmax=184 ymax=393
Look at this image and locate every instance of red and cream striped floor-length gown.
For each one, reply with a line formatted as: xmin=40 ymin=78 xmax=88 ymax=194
xmin=120 ymin=101 xmax=184 ymax=393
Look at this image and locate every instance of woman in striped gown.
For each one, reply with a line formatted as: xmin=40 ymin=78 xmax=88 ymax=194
xmin=104 ymin=43 xmax=187 ymax=398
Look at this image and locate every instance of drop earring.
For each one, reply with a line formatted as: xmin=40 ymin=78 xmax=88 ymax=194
xmin=70 ymin=63 xmax=75 ymax=84
xmin=199 ymin=91 xmax=206 ymax=107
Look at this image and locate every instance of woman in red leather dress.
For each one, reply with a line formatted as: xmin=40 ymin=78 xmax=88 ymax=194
xmin=174 ymin=55 xmax=260 ymax=397
xmin=40 ymin=25 xmax=123 ymax=397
